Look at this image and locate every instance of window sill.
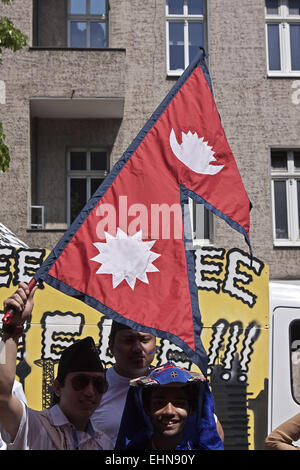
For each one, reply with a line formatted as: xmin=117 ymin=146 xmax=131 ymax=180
xmin=167 ymin=70 xmax=183 ymax=78
xmin=29 ymin=47 xmax=126 ymax=52
xmin=267 ymin=72 xmax=300 ymax=78
xmin=274 ymin=241 xmax=300 ymax=248
xmin=186 ymin=240 xmax=214 ymax=250
xmin=27 ymin=228 xmax=67 ymax=233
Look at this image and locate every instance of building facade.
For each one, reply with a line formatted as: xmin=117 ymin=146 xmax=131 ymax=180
xmin=1 ymin=0 xmax=300 ymax=450
xmin=0 ymin=0 xmax=300 ymax=281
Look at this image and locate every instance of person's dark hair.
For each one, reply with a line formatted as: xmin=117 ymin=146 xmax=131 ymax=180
xmin=142 ymin=383 xmax=199 ymax=416
xmin=109 ymin=320 xmax=132 ymax=347
xmin=50 ymin=379 xmax=65 ymax=406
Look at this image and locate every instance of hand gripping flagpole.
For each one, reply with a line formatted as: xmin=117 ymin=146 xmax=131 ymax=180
xmin=2 ymin=278 xmax=37 ymax=335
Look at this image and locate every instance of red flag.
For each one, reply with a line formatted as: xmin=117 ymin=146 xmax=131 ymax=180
xmin=36 ymin=50 xmax=251 ymax=374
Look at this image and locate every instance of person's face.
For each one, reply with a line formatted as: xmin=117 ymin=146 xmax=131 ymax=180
xmin=148 ymin=386 xmax=190 ymax=441
xmin=110 ymin=329 xmax=156 ymax=378
xmin=53 ymin=371 xmax=107 ymax=427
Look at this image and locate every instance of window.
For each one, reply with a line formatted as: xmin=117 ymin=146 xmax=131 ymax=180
xmin=29 ymin=206 xmax=45 ymax=230
xmin=271 ymin=149 xmax=300 ymax=245
xmin=265 ymin=0 xmax=300 ymax=76
xmin=68 ymin=0 xmax=107 ymax=48
xmin=188 ymin=198 xmax=213 ymax=246
xmin=67 ymin=149 xmax=108 ymax=225
xmin=290 ymin=319 xmax=300 ymax=404
xmin=166 ymin=0 xmax=206 ymax=75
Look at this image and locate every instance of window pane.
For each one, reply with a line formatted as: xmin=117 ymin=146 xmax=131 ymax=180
xmin=271 ymin=151 xmax=288 ymax=170
xmin=290 ymin=25 xmax=300 ymax=70
xmin=188 ymin=0 xmax=204 ymax=15
xmin=267 ymin=24 xmax=281 ymax=70
xmin=193 ymin=203 xmax=210 ymax=239
xmin=70 ymin=0 xmax=86 ymax=14
xmin=289 ymin=0 xmax=300 ymax=14
xmin=91 ymin=151 xmax=107 ymax=170
xmin=70 ymin=21 xmax=87 ymax=47
xmin=290 ymin=320 xmax=300 ymax=404
xmin=31 ymin=207 xmax=43 ymax=228
xmin=70 ymin=179 xmax=86 ymax=223
xmin=169 ymin=22 xmax=184 ymax=70
xmin=274 ymin=180 xmax=288 ymax=238
xmin=168 ymin=0 xmax=184 ymax=14
xmin=90 ymin=22 xmax=106 ymax=47
xmin=70 ymin=151 xmax=87 ymax=170
xmin=90 ymin=0 xmax=106 ymax=15
xmin=266 ymin=0 xmax=279 ymax=14
xmin=188 ymin=22 xmax=204 ymax=63
xmin=298 ymin=180 xmax=300 ymax=237
xmin=294 ymin=151 xmax=300 ymax=169
xmin=91 ymin=178 xmax=104 ymax=195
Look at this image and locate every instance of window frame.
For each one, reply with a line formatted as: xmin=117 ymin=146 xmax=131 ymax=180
xmin=271 ymin=148 xmax=300 ymax=246
xmin=188 ymin=198 xmax=214 ymax=248
xmin=265 ymin=0 xmax=300 ymax=76
xmin=67 ymin=0 xmax=108 ymax=48
xmin=165 ymin=0 xmax=207 ymax=76
xmin=289 ymin=318 xmax=300 ymax=406
xmin=67 ymin=148 xmax=109 ymax=226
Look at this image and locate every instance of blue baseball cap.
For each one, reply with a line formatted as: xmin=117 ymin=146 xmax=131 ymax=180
xmin=130 ymin=361 xmax=207 ymax=387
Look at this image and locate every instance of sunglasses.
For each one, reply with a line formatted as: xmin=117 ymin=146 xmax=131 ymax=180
xmin=71 ymin=374 xmax=108 ymax=394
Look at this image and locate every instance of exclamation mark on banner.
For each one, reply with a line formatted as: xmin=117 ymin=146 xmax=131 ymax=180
xmin=207 ymin=319 xmax=229 ymax=375
xmin=221 ymin=321 xmax=243 ymax=381
xmin=238 ymin=322 xmax=260 ymax=382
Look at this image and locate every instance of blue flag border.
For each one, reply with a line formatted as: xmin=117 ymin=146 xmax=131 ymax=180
xmin=35 ymin=48 xmax=250 ymax=375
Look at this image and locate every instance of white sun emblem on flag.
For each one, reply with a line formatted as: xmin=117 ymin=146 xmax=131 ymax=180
xmin=90 ymin=228 xmax=161 ymax=290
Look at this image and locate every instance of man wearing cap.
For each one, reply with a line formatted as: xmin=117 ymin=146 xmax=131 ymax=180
xmin=91 ymin=321 xmax=157 ymax=446
xmin=92 ymin=321 xmax=224 ymax=447
xmin=0 ymin=283 xmax=113 ymax=450
xmin=115 ymin=361 xmax=224 ymax=450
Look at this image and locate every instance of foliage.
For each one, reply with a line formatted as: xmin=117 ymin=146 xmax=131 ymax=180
xmin=0 ymin=17 xmax=27 ymax=53
xmin=0 ymin=0 xmax=27 ymax=172
xmin=0 ymin=123 xmax=10 ymax=172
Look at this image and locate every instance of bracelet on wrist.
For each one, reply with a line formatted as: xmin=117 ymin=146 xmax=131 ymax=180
xmin=1 ymin=322 xmax=24 ymax=339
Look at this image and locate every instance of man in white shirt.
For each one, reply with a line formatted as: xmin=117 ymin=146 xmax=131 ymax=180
xmin=0 ymin=283 xmax=113 ymax=450
xmin=91 ymin=321 xmax=156 ymax=445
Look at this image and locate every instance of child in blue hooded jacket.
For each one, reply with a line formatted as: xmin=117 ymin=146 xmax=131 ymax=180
xmin=115 ymin=361 xmax=224 ymax=450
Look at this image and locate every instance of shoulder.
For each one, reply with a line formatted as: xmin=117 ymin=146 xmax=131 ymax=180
xmin=107 ymin=367 xmax=130 ymax=385
xmin=103 ymin=367 xmax=130 ymax=395
xmin=105 ymin=366 xmax=115 ymax=384
xmin=97 ymin=431 xmax=115 ymax=450
xmin=127 ymin=437 xmax=152 ymax=450
xmin=2 ymin=404 xmax=48 ymax=450
xmin=176 ymin=440 xmax=201 ymax=450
